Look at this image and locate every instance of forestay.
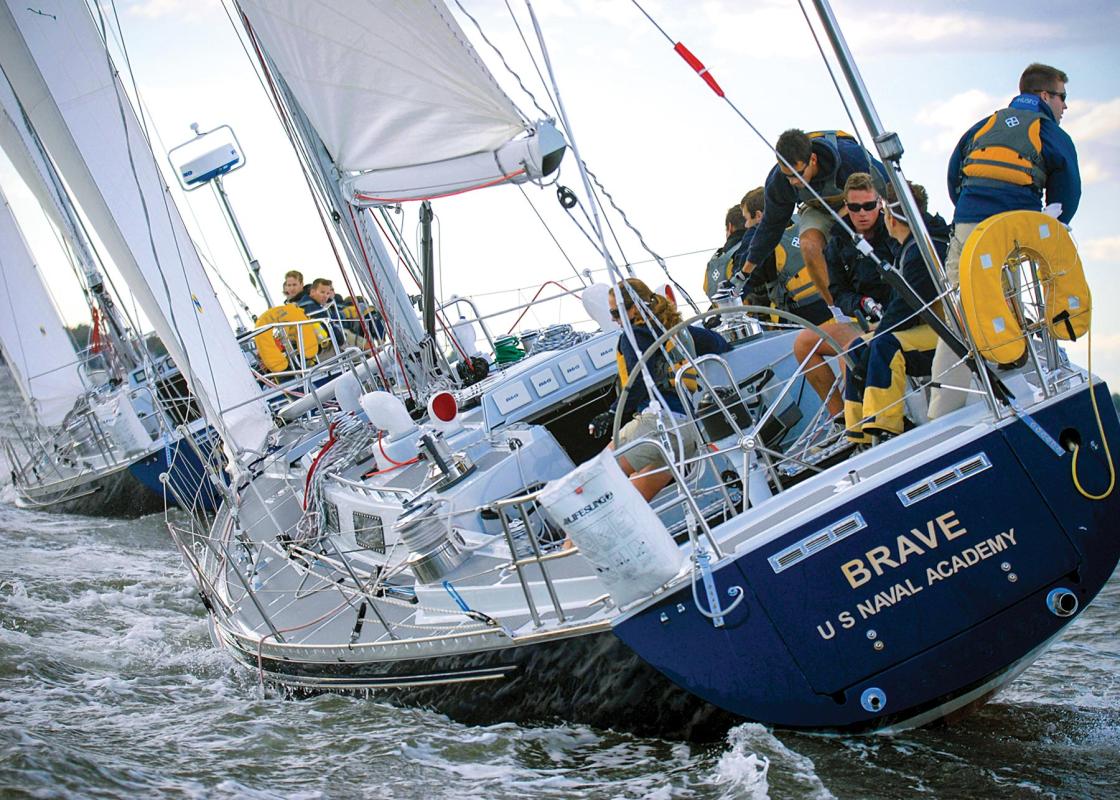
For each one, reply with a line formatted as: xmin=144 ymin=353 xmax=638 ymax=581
xmin=0 ymin=184 xmax=85 ymax=427
xmin=0 ymin=0 xmax=272 ymax=455
xmin=236 ymin=0 xmax=564 ymax=204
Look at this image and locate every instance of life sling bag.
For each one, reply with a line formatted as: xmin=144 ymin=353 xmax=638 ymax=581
xmin=254 ymin=303 xmax=320 ymax=373
xmin=959 ymin=210 xmax=1090 ymax=365
xmin=961 ymin=108 xmax=1046 ymax=191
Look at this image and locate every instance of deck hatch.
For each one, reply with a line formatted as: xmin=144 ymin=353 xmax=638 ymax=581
xmin=896 ymin=452 xmax=992 ymax=507
xmin=768 ymin=512 xmax=867 ymax=574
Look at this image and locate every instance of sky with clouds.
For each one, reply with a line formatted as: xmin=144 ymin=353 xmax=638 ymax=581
xmin=2 ymin=0 xmax=1118 ymax=387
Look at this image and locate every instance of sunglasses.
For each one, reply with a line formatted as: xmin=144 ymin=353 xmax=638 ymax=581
xmin=1046 ymin=90 xmax=1067 ymax=102
xmin=846 ymin=200 xmax=879 ymax=213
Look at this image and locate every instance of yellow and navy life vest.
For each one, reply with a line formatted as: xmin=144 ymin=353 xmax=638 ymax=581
xmin=961 ymin=108 xmax=1046 ymax=191
xmin=616 ymin=326 xmax=699 ymax=401
xmin=703 ymin=236 xmax=748 ymax=300
xmin=254 ymin=303 xmax=320 ymax=373
xmin=758 ymin=222 xmax=823 ymax=313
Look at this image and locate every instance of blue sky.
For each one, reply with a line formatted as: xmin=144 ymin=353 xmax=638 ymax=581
xmin=3 ymin=0 xmax=1118 ymax=387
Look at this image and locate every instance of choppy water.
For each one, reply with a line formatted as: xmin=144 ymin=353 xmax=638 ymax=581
xmin=0 ymin=497 xmax=1116 ymax=799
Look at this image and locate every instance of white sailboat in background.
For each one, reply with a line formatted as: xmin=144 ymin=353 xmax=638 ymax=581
xmin=0 ymin=64 xmax=166 ymax=515
xmin=0 ymin=0 xmax=274 ymax=462
xmin=0 ymin=180 xmax=155 ymax=513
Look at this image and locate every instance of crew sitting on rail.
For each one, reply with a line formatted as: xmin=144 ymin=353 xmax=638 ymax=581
xmin=298 ymin=278 xmax=368 ymax=356
xmin=733 ymin=129 xmax=888 ymax=306
xmin=843 ymin=182 xmax=950 ymax=445
xmin=587 ymin=279 xmax=728 ymax=501
xmin=734 ymin=186 xmax=832 ymax=327
xmin=340 ymin=295 xmax=386 ymax=342
xmin=703 ymin=205 xmax=749 ymax=303
xmin=789 ymin=173 xmax=896 ymax=422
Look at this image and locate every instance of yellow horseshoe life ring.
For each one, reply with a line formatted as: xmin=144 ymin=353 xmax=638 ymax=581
xmin=254 ymin=304 xmax=320 ymax=373
xmin=959 ymin=210 xmax=1091 ymax=365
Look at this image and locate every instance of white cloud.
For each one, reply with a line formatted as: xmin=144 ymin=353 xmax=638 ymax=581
xmin=913 ymin=89 xmax=1000 ymax=154
xmin=1063 ymin=331 xmax=1120 ymax=389
xmin=1079 ymin=236 xmax=1120 ymax=262
xmin=841 ymin=11 xmax=1051 ymax=53
xmin=1064 ymin=98 xmax=1120 ymax=143
xmin=1079 ymin=159 xmax=1108 ymax=185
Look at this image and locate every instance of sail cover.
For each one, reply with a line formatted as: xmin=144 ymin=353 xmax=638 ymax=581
xmin=237 ymin=0 xmax=564 ymax=204
xmin=0 ymin=184 xmax=84 ymax=427
xmin=0 ymin=0 xmax=272 ymax=455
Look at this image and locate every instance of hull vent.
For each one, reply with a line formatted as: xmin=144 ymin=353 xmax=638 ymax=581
xmin=768 ymin=512 xmax=867 ymax=574
xmin=897 ymin=452 xmax=991 ymax=507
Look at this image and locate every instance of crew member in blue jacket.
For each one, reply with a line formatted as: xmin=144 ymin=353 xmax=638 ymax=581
xmin=735 ymin=129 xmax=887 ymax=306
xmin=930 ymin=62 xmax=1080 ymax=418
xmin=844 ymin=183 xmax=950 ymax=444
xmin=587 ymin=279 xmax=728 ymax=501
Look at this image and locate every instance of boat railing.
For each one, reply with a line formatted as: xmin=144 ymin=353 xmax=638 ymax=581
xmin=435 ymin=278 xmax=594 ymax=367
xmin=487 ymin=491 xmax=573 ymax=628
xmin=237 ymin=317 xmax=329 ymax=381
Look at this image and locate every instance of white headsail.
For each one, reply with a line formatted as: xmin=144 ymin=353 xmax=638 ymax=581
xmin=0 ymin=183 xmax=85 ymax=427
xmin=0 ymin=0 xmax=272 ymax=455
xmin=236 ymin=0 xmax=565 ymax=204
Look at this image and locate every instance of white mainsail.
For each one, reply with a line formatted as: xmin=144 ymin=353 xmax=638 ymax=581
xmin=0 ymin=0 xmax=272 ymax=455
xmin=236 ymin=0 xmax=564 ymax=204
xmin=0 ymin=182 xmax=85 ymax=427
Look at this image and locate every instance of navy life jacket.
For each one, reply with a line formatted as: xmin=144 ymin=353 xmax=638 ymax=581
xmin=703 ymin=232 xmax=748 ymax=300
xmin=798 ymin=130 xmax=856 ymax=210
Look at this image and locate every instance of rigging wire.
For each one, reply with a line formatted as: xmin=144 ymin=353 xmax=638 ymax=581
xmin=514 ymin=183 xmax=585 ymax=285
xmin=101 ymin=6 xmax=263 ymax=320
xmin=794 ymin=0 xmax=875 ymax=175
xmin=502 ymin=0 xmax=559 ymax=115
xmin=627 ymin=0 xmax=865 ymax=248
xmin=451 ymin=0 xmax=549 ymax=121
xmin=235 ymin=10 xmax=393 ymax=391
xmin=467 ymin=0 xmax=700 ymax=310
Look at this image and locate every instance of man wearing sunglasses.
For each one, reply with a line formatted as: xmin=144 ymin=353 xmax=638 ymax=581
xmin=735 ymin=128 xmax=887 ymax=308
xmin=930 ymin=62 xmax=1081 ymax=418
xmin=790 ymin=172 xmax=896 ymax=420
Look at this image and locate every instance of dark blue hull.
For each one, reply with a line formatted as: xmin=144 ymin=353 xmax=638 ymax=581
xmin=128 ymin=426 xmax=223 ymax=512
xmin=613 ymin=382 xmax=1120 ymax=731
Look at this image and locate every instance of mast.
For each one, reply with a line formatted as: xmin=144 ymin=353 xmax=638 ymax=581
xmin=420 ymin=201 xmax=435 ymax=341
xmin=809 ymin=0 xmax=1001 ymax=413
